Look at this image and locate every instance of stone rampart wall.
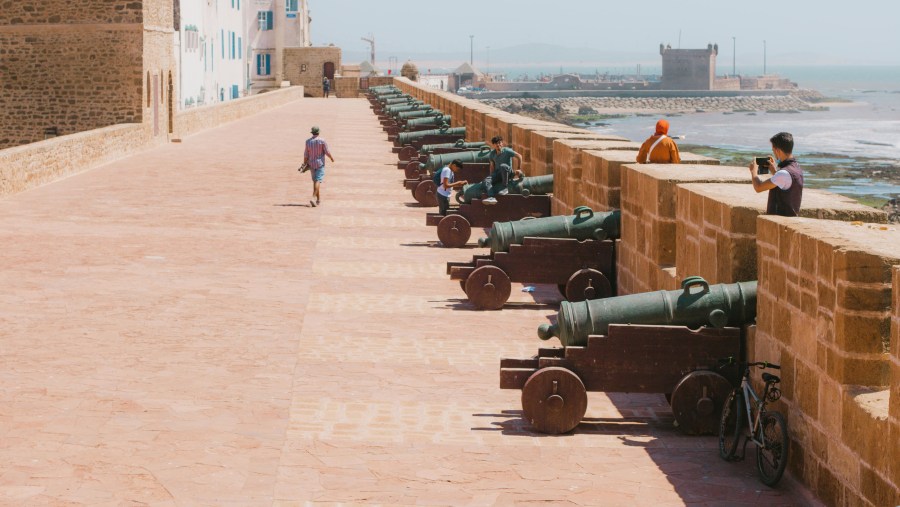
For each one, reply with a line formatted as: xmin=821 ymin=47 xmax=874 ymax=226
xmin=0 ymin=123 xmax=154 ymax=198
xmin=752 ymin=218 xmax=899 ymax=506
xmin=394 ymin=75 xmax=900 ymax=505
xmin=174 ymin=86 xmax=305 ymax=139
xmin=0 ymin=0 xmax=143 ymax=24
xmin=0 ymin=25 xmax=144 ymax=149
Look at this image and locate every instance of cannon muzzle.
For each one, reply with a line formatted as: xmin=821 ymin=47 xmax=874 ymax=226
xmin=480 ymin=206 xmax=620 ymax=253
xmin=539 ymin=277 xmax=758 ymax=347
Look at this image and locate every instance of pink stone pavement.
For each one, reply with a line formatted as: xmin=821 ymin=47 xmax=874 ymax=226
xmin=0 ymin=98 xmax=818 ymax=505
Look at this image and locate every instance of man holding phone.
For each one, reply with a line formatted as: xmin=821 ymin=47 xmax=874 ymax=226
xmin=748 ymin=132 xmax=804 ymax=217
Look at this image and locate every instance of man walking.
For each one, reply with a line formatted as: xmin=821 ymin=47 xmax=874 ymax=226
xmin=302 ymin=126 xmax=334 ymax=207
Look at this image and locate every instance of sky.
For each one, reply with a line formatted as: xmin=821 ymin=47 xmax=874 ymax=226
xmin=308 ymin=0 xmax=900 ymax=71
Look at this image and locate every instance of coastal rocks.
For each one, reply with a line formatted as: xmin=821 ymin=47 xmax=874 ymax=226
xmin=479 ymin=94 xmax=828 ymax=124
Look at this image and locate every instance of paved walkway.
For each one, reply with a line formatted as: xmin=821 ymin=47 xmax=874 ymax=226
xmin=0 ymin=98 xmax=816 ymax=505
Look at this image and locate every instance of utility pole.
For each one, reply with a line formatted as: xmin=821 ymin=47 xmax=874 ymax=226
xmin=763 ymin=40 xmax=767 ymax=75
xmin=469 ymin=35 xmax=474 ymax=65
xmin=361 ymin=34 xmax=375 ymax=64
xmin=732 ymin=36 xmax=736 ymax=78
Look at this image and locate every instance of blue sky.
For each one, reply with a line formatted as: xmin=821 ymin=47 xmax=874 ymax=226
xmin=308 ymin=0 xmax=900 ymax=67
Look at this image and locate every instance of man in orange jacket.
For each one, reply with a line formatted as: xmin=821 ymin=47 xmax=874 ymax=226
xmin=636 ymin=119 xmax=681 ymax=164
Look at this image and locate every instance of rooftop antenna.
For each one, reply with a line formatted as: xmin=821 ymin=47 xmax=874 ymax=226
xmin=361 ymin=33 xmax=375 ymax=64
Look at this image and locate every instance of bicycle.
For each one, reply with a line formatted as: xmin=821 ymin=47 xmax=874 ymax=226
xmin=718 ymin=357 xmax=789 ymax=487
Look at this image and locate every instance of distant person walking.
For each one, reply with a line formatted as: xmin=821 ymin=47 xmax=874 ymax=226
xmin=322 ymin=77 xmax=331 ymax=98
xmin=301 ymin=126 xmax=334 ymax=207
xmin=636 ymin=119 xmax=681 ymax=164
xmin=749 ymin=132 xmax=804 ymax=217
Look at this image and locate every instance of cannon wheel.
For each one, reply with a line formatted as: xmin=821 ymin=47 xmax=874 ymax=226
xmin=414 ymin=180 xmax=438 ymax=207
xmin=670 ymin=370 xmax=733 ymax=435
xmin=437 ymin=215 xmax=471 ymax=248
xmin=404 ymin=161 xmax=422 ymax=179
xmin=521 ymin=367 xmax=587 ymax=434
xmin=464 ymin=265 xmax=510 ymax=310
xmin=398 ymin=145 xmax=418 ymax=161
xmin=459 ymin=280 xmax=467 ymax=295
xmin=564 ymin=269 xmax=613 ymax=302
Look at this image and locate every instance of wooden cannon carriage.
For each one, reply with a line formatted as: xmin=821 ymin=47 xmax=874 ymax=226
xmin=500 ymin=324 xmax=742 ymax=434
xmin=447 ymin=237 xmax=616 ymax=310
xmin=425 ymin=194 xmax=552 ymax=248
xmin=404 ymin=162 xmax=491 ymax=207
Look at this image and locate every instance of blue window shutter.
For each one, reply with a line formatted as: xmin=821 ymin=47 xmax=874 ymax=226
xmin=221 ymin=30 xmax=224 ymax=58
xmin=237 ymin=0 xmax=240 ymax=9
xmin=231 ymin=32 xmax=235 ymax=59
xmin=267 ymin=11 xmax=273 ymax=30
xmin=256 ymin=54 xmax=261 ymax=75
xmin=265 ymin=54 xmax=270 ymax=75
xmin=238 ymin=37 xmax=242 ymax=58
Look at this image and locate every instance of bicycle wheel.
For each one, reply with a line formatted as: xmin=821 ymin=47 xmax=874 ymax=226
xmin=718 ymin=389 xmax=743 ymax=461
xmin=756 ymin=411 xmax=789 ymax=486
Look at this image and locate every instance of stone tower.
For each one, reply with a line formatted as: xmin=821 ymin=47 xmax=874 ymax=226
xmin=659 ymin=43 xmax=718 ymax=90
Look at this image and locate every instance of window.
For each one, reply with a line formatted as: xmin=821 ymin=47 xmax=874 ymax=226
xmin=257 ymin=11 xmax=273 ymax=30
xmin=232 ymin=85 xmax=239 ymax=99
xmin=256 ymin=54 xmax=271 ymax=76
xmin=231 ymin=32 xmax=235 ymax=59
xmin=286 ymin=0 xmax=298 ymax=12
xmin=221 ymin=29 xmax=224 ymax=58
xmin=238 ymin=37 xmax=242 ymax=58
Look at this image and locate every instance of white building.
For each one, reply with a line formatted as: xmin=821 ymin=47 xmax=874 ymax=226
xmin=245 ymin=0 xmax=311 ymax=94
xmin=176 ymin=0 xmax=247 ymax=109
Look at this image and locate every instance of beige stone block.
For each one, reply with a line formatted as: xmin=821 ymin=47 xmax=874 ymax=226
xmin=794 ymin=359 xmax=820 ymax=419
xmin=860 ymin=462 xmax=897 ymax=507
xmin=827 ymin=347 xmax=891 ymax=386
xmin=833 ymin=308 xmax=890 ymax=355
xmin=817 ymin=463 xmax=848 ymax=506
xmin=819 ymin=378 xmax=844 ymax=436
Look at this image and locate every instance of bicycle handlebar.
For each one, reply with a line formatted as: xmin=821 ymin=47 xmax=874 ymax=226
xmin=717 ymin=357 xmax=780 ymax=370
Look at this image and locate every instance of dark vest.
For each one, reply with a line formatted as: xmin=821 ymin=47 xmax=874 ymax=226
xmin=767 ymin=158 xmax=803 ymax=217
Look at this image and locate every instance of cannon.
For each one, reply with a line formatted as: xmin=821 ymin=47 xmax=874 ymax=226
xmin=397 ymin=109 xmax=445 ymax=120
xmin=456 ymin=174 xmax=554 ymax=205
xmin=404 ymin=147 xmax=492 ymax=179
xmin=383 ymin=102 xmax=429 ymax=116
xmin=396 ymin=126 xmax=466 ymax=149
xmin=406 ymin=162 xmax=492 ymax=206
xmin=538 ymin=277 xmax=758 ymax=347
xmin=425 ymin=194 xmax=552 ymax=247
xmin=403 ymin=115 xmax=452 ymax=131
xmin=500 ymin=322 xmax=742 ymax=435
xmin=479 ymin=206 xmax=620 ymax=253
xmin=397 ymin=140 xmax=487 ymax=166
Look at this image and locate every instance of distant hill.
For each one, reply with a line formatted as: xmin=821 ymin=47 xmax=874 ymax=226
xmin=342 ymin=43 xmax=660 ymax=73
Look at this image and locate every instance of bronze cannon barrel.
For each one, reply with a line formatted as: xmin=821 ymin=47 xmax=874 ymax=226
xmin=418 ymin=147 xmax=492 ymax=172
xmin=537 ymin=277 xmax=758 ymax=347
xmin=404 ymin=115 xmax=452 ymax=130
xmin=457 ymin=174 xmax=554 ymax=204
xmin=397 ymin=109 xmax=444 ymax=120
xmin=385 ymin=102 xmax=428 ymax=115
xmin=420 ymin=140 xmax=487 ymax=153
xmin=478 ymin=206 xmax=619 ymax=252
xmin=397 ymin=126 xmax=466 ymax=145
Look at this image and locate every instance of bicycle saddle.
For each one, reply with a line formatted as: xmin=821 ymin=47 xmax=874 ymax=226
xmin=762 ymin=372 xmax=781 ymax=384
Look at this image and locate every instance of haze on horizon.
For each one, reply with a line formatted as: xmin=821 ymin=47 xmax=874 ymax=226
xmin=309 ymin=0 xmax=900 ymax=70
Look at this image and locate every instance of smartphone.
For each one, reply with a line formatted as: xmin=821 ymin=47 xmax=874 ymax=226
xmin=755 ymin=157 xmax=770 ymax=175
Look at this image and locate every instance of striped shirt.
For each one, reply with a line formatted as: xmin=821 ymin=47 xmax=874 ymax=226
xmin=305 ymin=136 xmax=331 ymax=169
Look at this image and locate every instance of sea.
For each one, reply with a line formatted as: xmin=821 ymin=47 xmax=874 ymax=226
xmin=492 ymin=65 xmax=900 ymax=202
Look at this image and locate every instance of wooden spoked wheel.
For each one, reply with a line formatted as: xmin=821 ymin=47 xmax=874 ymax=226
xmin=404 ymin=161 xmax=422 ymax=179
xmin=564 ymin=269 xmax=612 ymax=302
xmin=413 ymin=180 xmax=438 ymax=207
xmin=398 ymin=145 xmax=418 ymax=161
xmin=436 ymin=215 xmax=472 ymax=248
xmin=670 ymin=370 xmax=733 ymax=435
xmin=521 ymin=367 xmax=587 ymax=434
xmin=464 ymin=265 xmax=511 ymax=310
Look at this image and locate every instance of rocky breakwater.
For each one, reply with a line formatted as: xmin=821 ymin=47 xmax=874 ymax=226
xmin=480 ymin=90 xmax=831 ymax=125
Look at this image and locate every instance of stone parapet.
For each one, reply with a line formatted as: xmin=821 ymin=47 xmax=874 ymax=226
xmin=753 ymin=217 xmax=900 ymax=506
xmin=530 ymin=131 xmax=629 ymax=181
xmin=174 ymin=86 xmax=305 ymax=140
xmin=333 ymin=77 xmax=360 ymax=98
xmin=0 ymin=123 xmax=155 ymax=198
xmin=551 ymin=139 xmax=641 ymax=215
xmin=510 ymin=123 xmax=590 ymax=174
xmin=676 ymin=184 xmax=887 ymax=285
xmin=617 ymin=164 xmax=749 ymax=295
